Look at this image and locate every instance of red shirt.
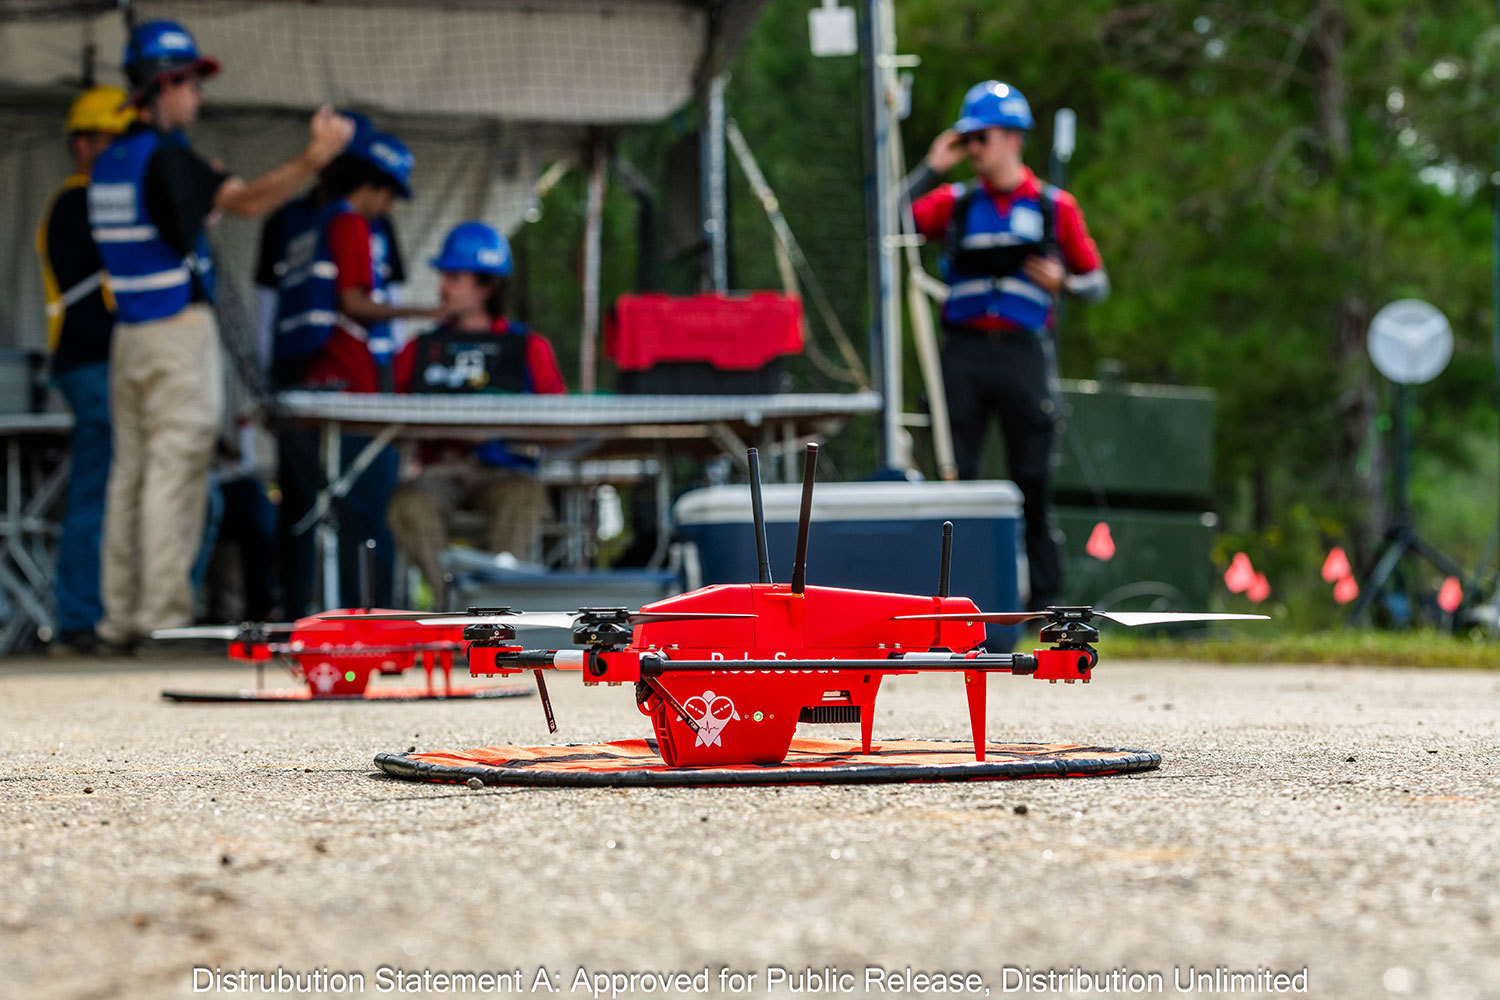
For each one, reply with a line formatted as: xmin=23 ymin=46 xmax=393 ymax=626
xmin=299 ymin=211 xmax=382 ymax=392
xmin=912 ymin=166 xmax=1103 ymax=275
xmin=392 ymin=317 xmax=568 ymax=395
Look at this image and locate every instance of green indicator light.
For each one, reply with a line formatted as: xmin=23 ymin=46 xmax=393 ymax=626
xmin=753 ymin=711 xmax=764 ymax=722
xmin=344 ymin=670 xmax=356 ymax=682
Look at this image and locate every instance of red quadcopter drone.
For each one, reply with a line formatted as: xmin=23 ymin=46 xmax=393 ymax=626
xmin=342 ymin=446 xmax=1264 ymax=787
xmin=155 ymin=546 xmax=531 ymax=703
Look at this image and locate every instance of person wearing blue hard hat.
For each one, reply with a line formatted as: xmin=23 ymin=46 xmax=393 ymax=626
xmin=387 ymin=221 xmax=567 ymax=606
xmin=88 ymin=17 xmax=355 ymax=654
xmin=271 ymin=129 xmax=446 ymax=618
xmin=906 ymin=81 xmax=1110 ymax=611
xmin=253 ymin=111 xmax=408 ymax=376
xmin=272 ymin=129 xmax=436 ymax=392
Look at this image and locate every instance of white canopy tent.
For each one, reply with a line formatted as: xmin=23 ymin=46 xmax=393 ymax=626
xmin=0 ymin=0 xmax=766 ymax=362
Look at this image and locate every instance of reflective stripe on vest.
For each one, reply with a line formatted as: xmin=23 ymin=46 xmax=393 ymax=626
xmin=89 ymin=129 xmax=215 ymax=324
xmin=940 ymin=181 xmax=1056 ymax=332
xmin=46 ymin=272 xmax=104 ymax=317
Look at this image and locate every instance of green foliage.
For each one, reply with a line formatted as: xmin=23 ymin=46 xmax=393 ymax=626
xmin=1108 ymin=628 xmax=1499 ymax=668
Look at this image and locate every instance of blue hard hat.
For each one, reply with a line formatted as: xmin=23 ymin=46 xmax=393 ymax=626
xmin=337 ymin=109 xmax=376 ymax=146
xmin=123 ymin=20 xmax=220 ymax=95
xmin=430 ymin=221 xmax=513 ymax=277
xmin=349 ymin=131 xmax=414 ymax=199
xmin=954 ymin=80 xmax=1033 ymax=133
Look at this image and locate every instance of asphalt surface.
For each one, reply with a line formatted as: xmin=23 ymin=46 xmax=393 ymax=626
xmin=1 ymin=655 xmax=1497 ymax=1000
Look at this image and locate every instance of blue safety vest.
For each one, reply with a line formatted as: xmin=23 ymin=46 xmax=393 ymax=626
xmin=88 ymin=128 xmax=214 ymax=324
xmin=274 ymin=200 xmax=394 ymax=368
xmin=940 ymin=181 xmax=1057 ymax=333
xmin=408 ymin=320 xmax=537 ymax=469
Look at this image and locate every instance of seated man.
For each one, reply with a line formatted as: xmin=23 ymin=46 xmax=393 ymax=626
xmin=389 ymin=221 xmax=567 ymax=606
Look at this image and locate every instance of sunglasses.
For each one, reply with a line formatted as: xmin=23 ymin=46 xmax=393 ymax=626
xmin=160 ymin=70 xmax=204 ymax=91
xmin=961 ymin=131 xmax=992 ymax=147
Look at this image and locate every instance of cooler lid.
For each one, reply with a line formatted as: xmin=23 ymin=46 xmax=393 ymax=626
xmin=674 ymin=480 xmax=1023 ymax=526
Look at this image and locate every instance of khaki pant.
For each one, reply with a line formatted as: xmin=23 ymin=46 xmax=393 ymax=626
xmin=387 ymin=464 xmax=547 ymax=608
xmin=98 ymin=305 xmax=223 ymax=642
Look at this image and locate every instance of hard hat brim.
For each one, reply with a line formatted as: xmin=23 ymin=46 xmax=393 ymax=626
xmin=429 ymin=255 xmax=512 ymax=277
xmin=128 ymin=55 xmax=221 ymax=104
xmin=954 ymin=116 xmax=1029 ymax=134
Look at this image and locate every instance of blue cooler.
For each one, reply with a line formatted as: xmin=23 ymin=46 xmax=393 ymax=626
xmin=674 ymin=481 xmax=1023 ymax=650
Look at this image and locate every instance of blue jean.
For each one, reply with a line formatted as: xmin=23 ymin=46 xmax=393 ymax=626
xmin=54 ymin=362 xmax=111 ymax=637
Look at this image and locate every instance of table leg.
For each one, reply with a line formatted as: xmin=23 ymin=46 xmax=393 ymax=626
xmin=647 ymin=442 xmax=672 ymax=569
xmin=781 ymin=420 xmax=796 ymax=482
xmin=9 ymin=448 xmax=65 ymax=632
xmin=1 ymin=438 xmax=50 ymax=648
xmin=319 ymin=422 xmax=341 ymax=610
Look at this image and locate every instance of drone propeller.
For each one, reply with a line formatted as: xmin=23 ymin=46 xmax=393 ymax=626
xmin=150 ymin=623 xmax=296 ymax=641
xmin=893 ymin=608 xmax=1269 ymax=627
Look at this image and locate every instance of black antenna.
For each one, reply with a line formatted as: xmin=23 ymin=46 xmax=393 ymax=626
xmin=747 ymin=448 xmax=773 ymax=584
xmin=790 ymin=443 xmax=818 ymax=594
xmin=359 ymin=539 xmax=376 ymax=612
xmin=938 ymin=521 xmax=953 ymax=598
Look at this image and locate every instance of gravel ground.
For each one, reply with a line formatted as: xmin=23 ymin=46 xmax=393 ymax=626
xmin=1 ymin=655 xmax=1497 ymax=1000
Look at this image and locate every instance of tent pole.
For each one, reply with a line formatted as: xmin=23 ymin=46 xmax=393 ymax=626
xmin=701 ymin=73 xmax=730 ymax=292
xmin=864 ymin=0 xmax=907 ymax=472
xmin=580 ymin=133 xmax=607 ymax=394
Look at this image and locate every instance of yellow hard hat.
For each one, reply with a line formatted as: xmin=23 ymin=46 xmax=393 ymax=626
xmin=63 ymin=86 xmax=135 ymax=135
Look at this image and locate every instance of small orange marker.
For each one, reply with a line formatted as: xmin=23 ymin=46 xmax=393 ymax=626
xmin=1085 ymin=522 xmax=1115 ymax=561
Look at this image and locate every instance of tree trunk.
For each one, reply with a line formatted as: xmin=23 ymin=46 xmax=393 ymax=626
xmin=1313 ymin=0 xmax=1383 ymax=564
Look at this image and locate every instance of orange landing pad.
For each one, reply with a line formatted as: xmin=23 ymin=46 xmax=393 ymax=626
xmin=161 ymin=685 xmax=533 ymax=703
xmin=375 ymin=738 xmax=1160 ymax=787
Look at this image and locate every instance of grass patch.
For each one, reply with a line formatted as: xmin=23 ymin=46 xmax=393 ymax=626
xmin=1104 ymin=629 xmax=1499 ymax=668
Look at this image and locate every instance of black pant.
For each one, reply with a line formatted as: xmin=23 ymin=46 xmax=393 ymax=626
xmin=940 ymin=328 xmax=1062 ymax=608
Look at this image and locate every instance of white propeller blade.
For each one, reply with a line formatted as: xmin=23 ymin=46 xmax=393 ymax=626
xmin=150 ymin=625 xmax=242 ymax=640
xmin=1093 ymin=611 xmax=1270 ymax=627
xmin=893 ymin=610 xmax=1269 ymax=627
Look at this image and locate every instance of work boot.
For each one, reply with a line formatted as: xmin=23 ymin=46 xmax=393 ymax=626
xmin=48 ymin=631 xmax=100 ymax=657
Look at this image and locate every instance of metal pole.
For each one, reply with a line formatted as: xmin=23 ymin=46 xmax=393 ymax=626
xmin=701 ymin=73 xmax=730 ymax=293
xmin=319 ymin=424 xmax=341 ymax=610
xmin=864 ymin=0 xmax=906 ymax=471
xmin=579 ymin=135 xmax=607 ymax=394
xmin=1393 ymin=383 xmax=1411 ymax=529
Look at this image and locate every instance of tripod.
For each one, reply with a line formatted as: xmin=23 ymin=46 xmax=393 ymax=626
xmin=1346 ymin=383 xmax=1468 ymax=627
